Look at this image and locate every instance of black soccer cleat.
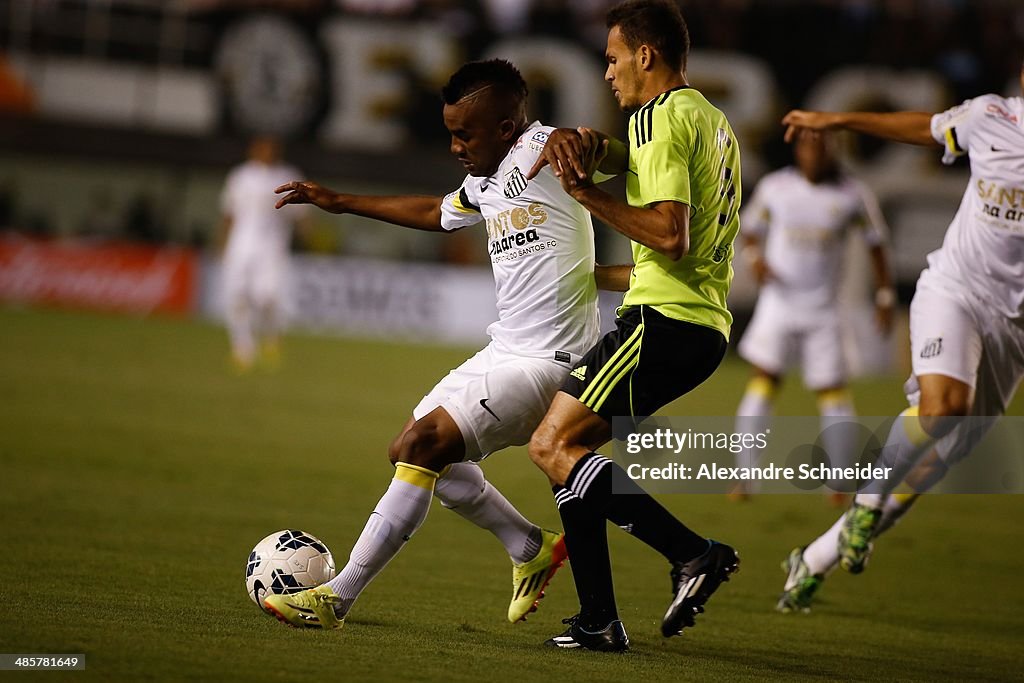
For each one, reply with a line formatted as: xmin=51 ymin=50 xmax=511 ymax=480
xmin=662 ymin=540 xmax=740 ymax=637
xmin=544 ymin=615 xmax=630 ymax=652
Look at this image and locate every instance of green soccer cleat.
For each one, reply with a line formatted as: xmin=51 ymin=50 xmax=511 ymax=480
xmin=263 ymin=585 xmax=344 ymax=630
xmin=508 ymin=530 xmax=568 ymax=623
xmin=776 ymin=547 xmax=823 ymax=614
xmin=839 ymin=502 xmax=882 ymax=574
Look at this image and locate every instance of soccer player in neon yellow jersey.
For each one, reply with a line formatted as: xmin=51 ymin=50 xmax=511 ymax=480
xmin=525 ymin=0 xmax=741 ymax=651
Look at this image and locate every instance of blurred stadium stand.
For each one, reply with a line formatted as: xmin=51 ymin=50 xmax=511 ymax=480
xmin=0 ymin=0 xmax=1021 ymax=353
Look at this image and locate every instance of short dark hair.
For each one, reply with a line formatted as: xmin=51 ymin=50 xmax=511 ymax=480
xmin=606 ymin=0 xmax=690 ymax=73
xmin=441 ymin=59 xmax=528 ymax=109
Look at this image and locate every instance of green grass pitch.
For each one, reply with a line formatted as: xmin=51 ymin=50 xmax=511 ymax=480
xmin=1 ymin=307 xmax=1021 ymax=681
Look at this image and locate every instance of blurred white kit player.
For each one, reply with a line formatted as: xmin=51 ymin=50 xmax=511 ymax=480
xmin=220 ymin=136 xmax=308 ymax=369
xmin=777 ymin=81 xmax=1024 ymax=612
xmin=734 ymin=131 xmax=892 ymax=494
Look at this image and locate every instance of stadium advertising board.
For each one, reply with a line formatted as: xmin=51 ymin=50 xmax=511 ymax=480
xmin=201 ymin=254 xmax=498 ymax=345
xmin=0 ymin=237 xmax=197 ymax=315
xmin=200 ymin=255 xmax=622 ymax=344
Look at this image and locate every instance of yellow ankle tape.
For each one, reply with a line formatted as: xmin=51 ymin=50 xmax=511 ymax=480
xmin=901 ymin=406 xmax=931 ymax=446
xmin=817 ymin=388 xmax=852 ymax=410
xmin=395 ymin=462 xmax=440 ymax=490
xmin=892 ymin=492 xmax=919 ymax=505
xmin=746 ymin=376 xmax=776 ymax=399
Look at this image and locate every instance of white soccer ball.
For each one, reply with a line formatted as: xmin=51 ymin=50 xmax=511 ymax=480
xmin=245 ymin=529 xmax=336 ymax=611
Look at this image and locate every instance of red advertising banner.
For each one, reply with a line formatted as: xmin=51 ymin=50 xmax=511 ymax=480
xmin=0 ymin=237 xmax=197 ymax=315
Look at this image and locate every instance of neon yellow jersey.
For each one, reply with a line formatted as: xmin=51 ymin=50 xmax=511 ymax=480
xmin=620 ymin=86 xmax=741 ymax=340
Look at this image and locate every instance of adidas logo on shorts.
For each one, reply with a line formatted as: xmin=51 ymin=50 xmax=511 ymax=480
xmin=570 ymin=365 xmax=587 ymax=381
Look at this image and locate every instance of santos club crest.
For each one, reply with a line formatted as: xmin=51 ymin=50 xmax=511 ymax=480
xmin=504 ymin=167 xmax=528 ymax=198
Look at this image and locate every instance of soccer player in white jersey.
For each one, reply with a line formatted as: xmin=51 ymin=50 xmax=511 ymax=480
xmin=219 ymin=136 xmax=310 ymax=371
xmin=262 ymin=59 xmax=613 ymax=630
xmin=733 ymin=130 xmax=893 ymax=501
xmin=775 ymin=63 xmax=1024 ymax=613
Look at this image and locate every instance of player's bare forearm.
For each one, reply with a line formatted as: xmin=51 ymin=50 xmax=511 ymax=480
xmin=868 ymin=244 xmax=893 ymax=291
xmin=571 ymin=186 xmax=688 ymax=261
xmin=217 ymin=216 xmax=232 ymax=253
xmin=336 ymin=194 xmax=445 ymax=232
xmin=595 ymin=264 xmax=633 ymax=292
xmin=783 ymin=110 xmax=935 ymax=146
xmin=869 ymin=244 xmax=895 ymax=333
xmin=276 ymin=181 xmax=444 ymax=232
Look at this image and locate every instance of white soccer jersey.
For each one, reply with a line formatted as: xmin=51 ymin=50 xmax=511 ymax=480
xmin=741 ymin=167 xmax=886 ymax=312
xmin=221 ymin=160 xmax=307 ymax=263
xmin=928 ymin=95 xmax=1024 ymax=321
xmin=439 ymin=122 xmax=599 ymax=359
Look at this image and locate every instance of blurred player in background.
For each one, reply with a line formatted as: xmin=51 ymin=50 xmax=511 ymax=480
xmin=219 ymin=136 xmax=309 ymax=371
xmin=733 ymin=129 xmax=893 ymax=503
xmin=526 ymin=0 xmax=740 ymax=651
xmin=263 ymin=59 xmax=620 ymax=631
xmin=777 ymin=63 xmax=1024 ymax=613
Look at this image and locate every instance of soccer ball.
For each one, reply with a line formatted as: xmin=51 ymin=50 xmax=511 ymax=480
xmin=245 ymin=529 xmax=336 ymax=611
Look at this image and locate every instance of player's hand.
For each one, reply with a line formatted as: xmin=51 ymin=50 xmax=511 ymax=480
xmin=527 ymin=128 xmax=590 ymax=184
xmin=750 ymin=255 xmax=775 ymax=285
xmin=874 ymin=302 xmax=894 ymax=335
xmin=274 ymin=181 xmax=339 ymax=211
xmin=576 ymin=126 xmax=610 ymax=175
xmin=744 ymin=244 xmax=774 ymax=285
xmin=874 ymin=286 xmax=896 ymax=334
xmin=782 ymin=110 xmax=838 ymax=143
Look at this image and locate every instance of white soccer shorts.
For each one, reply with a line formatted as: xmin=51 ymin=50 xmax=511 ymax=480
xmin=738 ymin=293 xmax=847 ymax=390
xmin=905 ymin=275 xmax=1024 ymax=466
xmin=223 ymin=252 xmax=288 ymax=310
xmin=905 ymin=274 xmax=1024 ymax=413
xmin=413 ymin=342 xmax=571 ymax=461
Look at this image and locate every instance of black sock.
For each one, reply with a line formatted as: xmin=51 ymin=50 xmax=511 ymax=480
xmin=553 ymin=485 xmax=617 ymax=630
xmin=566 ymin=452 xmax=708 ymax=562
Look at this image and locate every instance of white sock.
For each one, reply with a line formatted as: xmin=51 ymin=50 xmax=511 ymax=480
xmin=226 ymin=298 xmax=256 ymax=363
xmin=256 ymin=301 xmax=282 ymax=345
xmin=326 ymin=463 xmax=438 ymax=617
xmin=818 ymin=390 xmax=857 ymax=489
xmin=735 ymin=377 xmax=775 ymax=482
xmin=855 ymin=407 xmax=934 ymax=509
xmin=434 ymin=462 xmax=540 ymax=564
xmin=803 ymin=513 xmax=845 ymax=575
xmin=803 ymin=493 xmax=921 ymax=575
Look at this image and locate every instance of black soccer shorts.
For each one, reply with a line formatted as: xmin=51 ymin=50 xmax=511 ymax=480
xmin=561 ymin=305 xmax=727 ymax=424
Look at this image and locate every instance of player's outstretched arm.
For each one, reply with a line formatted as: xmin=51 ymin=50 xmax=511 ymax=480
xmin=275 ymin=181 xmax=444 ymax=232
xmin=594 ymin=264 xmax=633 ymax=292
xmin=869 ymin=244 xmax=895 ymax=334
xmin=782 ymin=110 xmax=936 ymax=147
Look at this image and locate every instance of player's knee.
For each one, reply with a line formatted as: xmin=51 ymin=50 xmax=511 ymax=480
xmin=918 ymin=395 xmax=970 ymax=438
xmin=396 ymin=421 xmax=458 ymax=472
xmin=386 ymin=437 xmax=403 ymax=466
xmin=528 ymin=429 xmax=559 ymax=473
